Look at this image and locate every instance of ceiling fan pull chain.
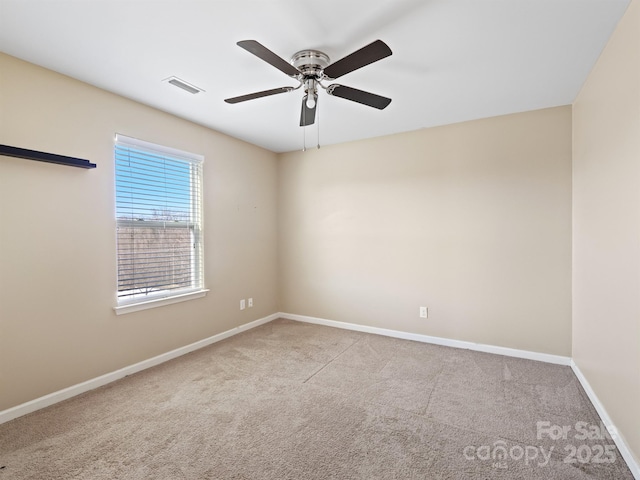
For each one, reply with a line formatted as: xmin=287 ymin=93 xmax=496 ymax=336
xmin=316 ymin=99 xmax=321 ymax=149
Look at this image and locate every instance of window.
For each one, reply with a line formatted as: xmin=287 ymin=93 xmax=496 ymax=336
xmin=114 ymin=134 xmax=204 ymax=312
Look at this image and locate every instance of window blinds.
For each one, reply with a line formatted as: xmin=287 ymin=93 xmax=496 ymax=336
xmin=114 ymin=134 xmax=203 ymax=304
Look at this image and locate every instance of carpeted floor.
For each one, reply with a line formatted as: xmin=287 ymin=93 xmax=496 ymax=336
xmin=0 ymin=318 xmax=633 ymax=479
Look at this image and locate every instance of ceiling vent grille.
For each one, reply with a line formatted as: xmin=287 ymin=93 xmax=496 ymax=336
xmin=164 ymin=76 xmax=204 ymax=94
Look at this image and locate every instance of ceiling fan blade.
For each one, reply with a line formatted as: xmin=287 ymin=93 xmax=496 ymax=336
xmin=237 ymin=40 xmax=300 ymax=77
xmin=224 ymin=86 xmax=294 ymax=104
xmin=323 ymin=40 xmax=392 ymax=79
xmin=300 ymin=95 xmax=317 ymax=126
xmin=326 ymin=84 xmax=392 ymax=110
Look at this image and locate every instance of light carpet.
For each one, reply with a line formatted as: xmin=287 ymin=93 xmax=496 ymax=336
xmin=0 ymin=319 xmax=633 ymax=479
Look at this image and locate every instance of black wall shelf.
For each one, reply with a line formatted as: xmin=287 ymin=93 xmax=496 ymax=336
xmin=0 ymin=144 xmax=97 ymax=169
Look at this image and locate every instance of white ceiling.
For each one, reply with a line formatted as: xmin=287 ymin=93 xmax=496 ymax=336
xmin=0 ymin=0 xmax=630 ymax=153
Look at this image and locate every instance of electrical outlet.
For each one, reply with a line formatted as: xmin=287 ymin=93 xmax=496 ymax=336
xmin=248 ymin=298 xmax=253 ymax=308
xmin=240 ymin=299 xmax=246 ymax=310
xmin=420 ymin=306 xmax=428 ymax=318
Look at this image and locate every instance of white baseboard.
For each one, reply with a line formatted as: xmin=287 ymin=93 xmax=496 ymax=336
xmin=280 ymin=312 xmax=571 ymax=366
xmin=571 ymin=360 xmax=640 ymax=479
xmin=0 ymin=313 xmax=279 ymax=425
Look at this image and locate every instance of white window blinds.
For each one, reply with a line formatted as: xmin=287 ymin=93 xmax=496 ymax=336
xmin=114 ymin=134 xmax=204 ymax=305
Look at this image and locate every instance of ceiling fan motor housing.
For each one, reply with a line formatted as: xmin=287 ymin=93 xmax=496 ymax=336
xmin=290 ymin=50 xmax=330 ymax=79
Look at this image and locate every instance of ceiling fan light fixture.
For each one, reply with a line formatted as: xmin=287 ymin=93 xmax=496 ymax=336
xmin=305 ymin=93 xmax=317 ymax=109
xmin=304 ymin=77 xmax=318 ymax=109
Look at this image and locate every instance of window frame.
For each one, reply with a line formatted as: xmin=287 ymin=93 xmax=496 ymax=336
xmin=113 ymin=134 xmax=207 ymax=315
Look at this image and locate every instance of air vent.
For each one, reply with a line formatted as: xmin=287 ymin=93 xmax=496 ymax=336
xmin=163 ymin=76 xmax=204 ymax=94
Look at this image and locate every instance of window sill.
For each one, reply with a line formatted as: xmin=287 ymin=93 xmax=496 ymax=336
xmin=114 ymin=289 xmax=209 ymax=315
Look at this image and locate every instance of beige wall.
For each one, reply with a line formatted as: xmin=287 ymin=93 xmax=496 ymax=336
xmin=573 ymin=0 xmax=640 ymax=464
xmin=0 ymin=53 xmax=279 ymax=411
xmin=278 ymin=107 xmax=573 ymax=356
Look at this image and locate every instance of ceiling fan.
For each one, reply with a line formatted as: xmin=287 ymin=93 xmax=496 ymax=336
xmin=224 ymin=39 xmax=392 ymax=127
